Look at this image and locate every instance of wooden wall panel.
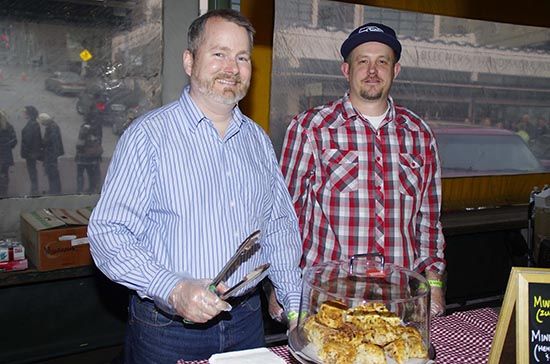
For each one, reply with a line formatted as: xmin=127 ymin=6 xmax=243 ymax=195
xmin=442 ymin=173 xmax=550 ymax=211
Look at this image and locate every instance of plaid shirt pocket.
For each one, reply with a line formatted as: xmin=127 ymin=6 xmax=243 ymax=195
xmin=321 ymin=148 xmax=359 ymax=193
xmin=398 ymin=153 xmax=424 ymax=196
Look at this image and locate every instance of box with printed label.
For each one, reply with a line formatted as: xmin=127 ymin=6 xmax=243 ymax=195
xmin=20 ymin=208 xmax=93 ymax=271
xmin=0 ymin=241 xmax=25 ymax=262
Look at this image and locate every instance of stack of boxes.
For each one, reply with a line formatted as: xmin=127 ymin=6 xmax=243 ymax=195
xmin=0 ymin=240 xmax=28 ymax=272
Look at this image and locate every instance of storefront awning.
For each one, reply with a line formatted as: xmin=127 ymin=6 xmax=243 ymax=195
xmin=276 ymin=27 xmax=550 ymax=78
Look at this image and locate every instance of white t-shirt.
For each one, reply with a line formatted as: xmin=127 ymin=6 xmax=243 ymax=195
xmin=362 ymin=105 xmax=390 ymax=130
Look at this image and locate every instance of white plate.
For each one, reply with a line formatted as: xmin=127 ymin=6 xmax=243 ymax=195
xmin=209 ymin=347 xmax=285 ymax=364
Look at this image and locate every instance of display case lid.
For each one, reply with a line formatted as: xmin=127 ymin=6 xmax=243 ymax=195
xmin=303 ymin=253 xmax=429 ymax=303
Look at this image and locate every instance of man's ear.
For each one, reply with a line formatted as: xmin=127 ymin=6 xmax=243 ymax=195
xmin=183 ymin=50 xmax=193 ymax=77
xmin=341 ymin=62 xmax=350 ymax=82
xmin=393 ymin=62 xmax=401 ymax=80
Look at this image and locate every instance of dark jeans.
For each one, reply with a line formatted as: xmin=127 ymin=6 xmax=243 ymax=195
xmin=25 ymin=158 xmax=39 ymax=194
xmin=124 ymin=290 xmax=265 ymax=363
xmin=44 ymin=161 xmax=61 ymax=194
xmin=76 ymin=163 xmax=100 ymax=193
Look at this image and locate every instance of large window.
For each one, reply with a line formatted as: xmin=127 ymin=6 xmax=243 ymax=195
xmin=364 ymin=7 xmax=434 ymax=38
xmin=276 ymin=1 xmax=313 ymax=28
xmin=270 ymin=0 xmax=550 ymax=176
xmin=318 ymin=1 xmax=354 ymax=31
xmin=0 ymin=0 xmax=162 ymax=198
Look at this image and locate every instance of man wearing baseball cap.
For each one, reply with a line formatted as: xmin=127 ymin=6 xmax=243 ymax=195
xmin=280 ymin=22 xmax=446 ymax=316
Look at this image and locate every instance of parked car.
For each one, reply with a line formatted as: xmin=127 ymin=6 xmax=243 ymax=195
xmin=430 ymin=122 xmax=543 ymax=307
xmin=76 ymin=79 xmax=141 ymax=130
xmin=530 ymin=134 xmax=550 ymax=170
xmin=430 ymin=122 xmax=546 ymax=177
xmin=44 ymin=71 xmax=86 ymax=96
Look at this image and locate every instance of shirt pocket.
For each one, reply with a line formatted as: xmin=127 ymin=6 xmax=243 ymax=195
xmin=321 ymin=148 xmax=359 ymax=193
xmin=398 ymin=153 xmax=424 ymax=197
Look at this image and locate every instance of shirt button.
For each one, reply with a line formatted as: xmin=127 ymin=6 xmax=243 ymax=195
xmin=376 ymin=157 xmax=381 ymax=162
xmin=377 ymin=185 xmax=382 ymax=191
xmin=226 ymin=171 xmax=231 ymax=176
xmin=230 ymin=200 xmax=235 ymax=207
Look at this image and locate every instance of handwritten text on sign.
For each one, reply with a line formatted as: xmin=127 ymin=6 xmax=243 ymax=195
xmin=531 ymin=284 xmax=550 ymax=363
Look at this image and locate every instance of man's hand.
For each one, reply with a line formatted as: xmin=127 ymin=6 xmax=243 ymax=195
xmin=262 ymin=280 xmax=298 ymax=331
xmin=430 ymin=286 xmax=445 ymax=317
xmin=288 ymin=318 xmax=298 ymax=331
xmin=262 ymin=280 xmax=284 ymax=322
xmin=169 ymin=279 xmax=232 ymax=323
xmin=426 ymin=271 xmax=446 ymax=317
xmin=267 ymin=286 xmax=284 ymax=322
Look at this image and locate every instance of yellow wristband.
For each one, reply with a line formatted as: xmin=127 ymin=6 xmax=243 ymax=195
xmin=287 ymin=311 xmax=307 ymax=321
xmin=428 ymin=279 xmax=444 ymax=288
xmin=287 ymin=311 xmax=299 ymax=321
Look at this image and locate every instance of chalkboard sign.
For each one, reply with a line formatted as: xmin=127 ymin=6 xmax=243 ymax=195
xmin=528 ymin=282 xmax=550 ymax=363
xmin=490 ymin=267 xmax=550 ymax=364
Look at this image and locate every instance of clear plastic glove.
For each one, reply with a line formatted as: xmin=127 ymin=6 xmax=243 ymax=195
xmin=426 ymin=271 xmax=446 ymax=317
xmin=169 ymin=279 xmax=232 ymax=323
xmin=430 ymin=286 xmax=446 ymax=317
xmin=288 ymin=318 xmax=298 ymax=331
xmin=268 ymin=287 xmax=284 ymax=322
xmin=285 ymin=312 xmax=300 ymax=338
xmin=262 ymin=279 xmax=284 ymax=322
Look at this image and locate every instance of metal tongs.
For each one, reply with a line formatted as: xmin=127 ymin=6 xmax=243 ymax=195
xmin=182 ymin=230 xmax=267 ymax=324
xmin=209 ymin=230 xmax=269 ymax=298
xmin=220 ymin=262 xmax=270 ymax=299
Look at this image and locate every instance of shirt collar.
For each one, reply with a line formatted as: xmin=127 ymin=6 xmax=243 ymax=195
xmin=178 ymin=85 xmax=247 ymax=131
xmin=341 ymin=92 xmax=400 ymax=126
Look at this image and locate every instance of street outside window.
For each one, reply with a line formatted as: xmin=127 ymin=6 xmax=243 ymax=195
xmin=0 ymin=0 xmax=162 ymax=198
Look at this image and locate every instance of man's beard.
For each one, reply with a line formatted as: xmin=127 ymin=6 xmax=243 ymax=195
xmin=357 ymin=75 xmax=387 ymax=101
xmin=360 ymin=89 xmax=383 ymax=101
xmin=193 ymin=71 xmax=249 ymax=105
xmin=359 ymin=80 xmax=383 ymax=101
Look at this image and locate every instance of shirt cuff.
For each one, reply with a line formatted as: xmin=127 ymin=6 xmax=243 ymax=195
xmin=280 ymin=289 xmax=301 ymax=313
xmin=148 ymin=269 xmax=191 ymax=313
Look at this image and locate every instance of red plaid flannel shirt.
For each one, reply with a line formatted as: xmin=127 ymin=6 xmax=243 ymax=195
xmin=280 ymin=94 xmax=446 ymax=274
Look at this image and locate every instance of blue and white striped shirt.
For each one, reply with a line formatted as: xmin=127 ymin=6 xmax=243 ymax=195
xmin=88 ymin=86 xmax=302 ymax=312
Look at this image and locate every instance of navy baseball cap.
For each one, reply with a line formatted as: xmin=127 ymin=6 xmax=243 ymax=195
xmin=340 ymin=22 xmax=402 ymax=61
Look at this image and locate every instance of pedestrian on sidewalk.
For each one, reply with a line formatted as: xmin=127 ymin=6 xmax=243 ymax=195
xmin=21 ymin=105 xmax=43 ymax=195
xmin=38 ymin=113 xmax=64 ymax=194
xmin=0 ymin=109 xmax=17 ymax=197
xmin=75 ymin=117 xmax=102 ymax=193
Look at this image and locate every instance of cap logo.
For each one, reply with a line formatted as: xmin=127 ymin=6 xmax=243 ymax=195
xmin=359 ymin=26 xmax=384 ymax=34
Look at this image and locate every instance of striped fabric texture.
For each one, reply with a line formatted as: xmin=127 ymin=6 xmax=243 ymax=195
xmin=88 ymin=86 xmax=302 ymax=313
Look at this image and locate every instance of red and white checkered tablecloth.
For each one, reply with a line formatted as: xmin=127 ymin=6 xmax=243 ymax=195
xmin=179 ymin=307 xmax=498 ymax=364
xmin=430 ymin=307 xmax=498 ymax=364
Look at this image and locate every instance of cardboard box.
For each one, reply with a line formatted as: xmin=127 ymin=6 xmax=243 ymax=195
xmin=20 ymin=208 xmax=93 ymax=271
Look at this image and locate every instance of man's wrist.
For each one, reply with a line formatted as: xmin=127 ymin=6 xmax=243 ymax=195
xmin=427 ymin=279 xmax=444 ymax=288
xmin=286 ymin=311 xmax=307 ymax=322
